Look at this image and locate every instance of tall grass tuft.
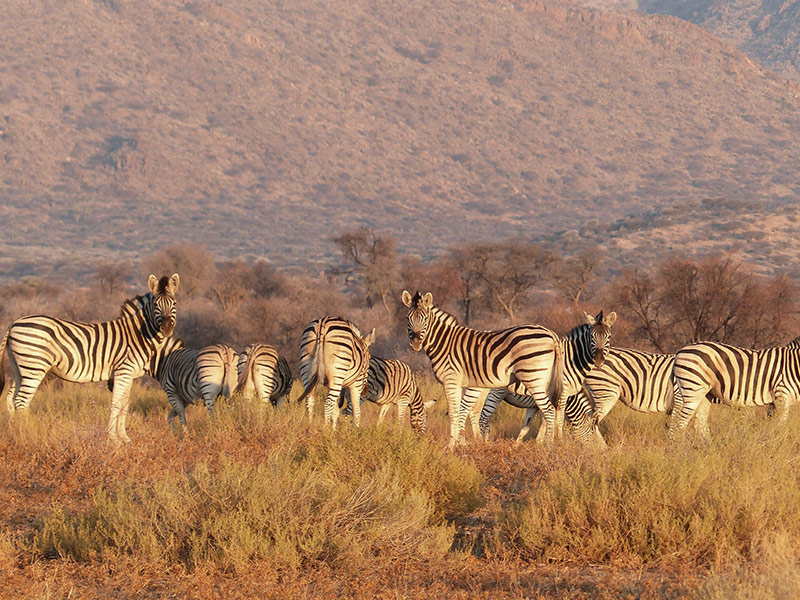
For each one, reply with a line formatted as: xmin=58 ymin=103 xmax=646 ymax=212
xmin=493 ymin=409 xmax=800 ymax=567
xmin=36 ymin=424 xmax=484 ymax=571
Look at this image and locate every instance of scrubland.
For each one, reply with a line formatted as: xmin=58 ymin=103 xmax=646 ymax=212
xmin=1 ymin=379 xmax=799 ymax=599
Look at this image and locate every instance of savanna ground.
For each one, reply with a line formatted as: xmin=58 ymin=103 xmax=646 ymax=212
xmin=1 ymin=379 xmax=800 ymax=599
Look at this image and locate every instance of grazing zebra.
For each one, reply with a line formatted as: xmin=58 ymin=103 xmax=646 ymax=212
xmin=477 ymin=311 xmax=617 ymax=445
xmin=0 ymin=274 xmax=179 ymax=445
xmin=234 ymin=343 xmax=293 ymax=407
xmin=402 ymin=290 xmax=567 ymax=449
xmin=669 ymin=338 xmax=800 ymax=440
xmin=297 ymin=317 xmax=375 ymax=429
xmin=340 ymin=356 xmax=435 ymax=433
xmin=148 ymin=341 xmax=239 ymax=430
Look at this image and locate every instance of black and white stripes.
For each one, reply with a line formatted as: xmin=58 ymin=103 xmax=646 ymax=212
xmin=0 ymin=274 xmax=180 ymax=445
xmin=297 ymin=317 xmax=375 ymax=428
xmin=402 ymin=290 xmax=565 ymax=448
xmin=670 ymin=338 xmax=800 ymax=440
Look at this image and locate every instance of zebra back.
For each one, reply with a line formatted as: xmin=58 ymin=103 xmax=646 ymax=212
xmin=235 ymin=343 xmax=293 ymax=406
xmin=297 ymin=317 xmax=375 ymax=406
xmin=158 ymin=343 xmax=238 ymax=414
xmin=341 ymin=356 xmax=429 ymax=433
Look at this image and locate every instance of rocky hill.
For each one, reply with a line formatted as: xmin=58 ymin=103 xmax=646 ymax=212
xmin=1 ymin=0 xmax=799 ymax=282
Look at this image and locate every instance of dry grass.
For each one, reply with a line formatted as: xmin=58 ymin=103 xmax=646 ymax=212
xmin=1 ymin=377 xmax=799 ymax=597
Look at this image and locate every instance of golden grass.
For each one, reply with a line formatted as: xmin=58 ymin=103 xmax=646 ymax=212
xmin=1 ymin=376 xmax=799 ymax=596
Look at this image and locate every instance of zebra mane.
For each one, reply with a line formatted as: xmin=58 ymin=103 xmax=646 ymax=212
xmin=564 ymin=322 xmax=592 ymax=340
xmin=786 ymin=336 xmax=800 ymax=349
xmin=430 ymin=305 xmax=460 ymax=328
xmin=118 ymin=293 xmax=153 ymax=318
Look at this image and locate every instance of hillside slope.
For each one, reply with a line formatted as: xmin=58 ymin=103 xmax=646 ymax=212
xmin=1 ymin=0 xmax=799 ymax=281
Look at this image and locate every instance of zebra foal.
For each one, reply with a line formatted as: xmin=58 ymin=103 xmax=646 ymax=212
xmin=402 ymin=290 xmax=565 ymax=449
xmin=670 ymin=338 xmax=800 ymax=440
xmin=297 ymin=317 xmax=375 ymax=429
xmin=0 ymin=274 xmax=179 ymax=445
xmin=341 ymin=356 xmax=435 ymax=433
xmin=234 ymin=343 xmax=293 ymax=407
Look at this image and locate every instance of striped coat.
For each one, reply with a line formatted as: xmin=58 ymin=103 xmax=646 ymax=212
xmin=477 ymin=312 xmax=617 ymax=445
xmin=297 ymin=317 xmax=375 ymax=429
xmin=341 ymin=356 xmax=434 ymax=433
xmin=0 ymin=274 xmax=180 ymax=445
xmin=234 ymin=343 xmax=293 ymax=407
xmin=670 ymin=338 xmax=800 ymax=440
xmin=402 ymin=290 xmax=564 ymax=449
xmin=149 ymin=341 xmax=239 ymax=429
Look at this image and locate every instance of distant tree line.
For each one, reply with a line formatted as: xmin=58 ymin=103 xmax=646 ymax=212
xmin=1 ymin=231 xmax=798 ymax=376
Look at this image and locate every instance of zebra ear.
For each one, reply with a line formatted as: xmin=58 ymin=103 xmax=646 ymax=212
xmin=402 ymin=290 xmax=413 ymax=307
xmin=148 ymin=274 xmax=159 ymax=294
xmin=584 ymin=311 xmax=596 ymax=326
xmin=603 ymin=311 xmax=617 ymax=327
xmin=167 ymin=273 xmax=180 ymax=295
xmin=363 ymin=328 xmax=376 ymax=347
xmin=422 ymin=292 xmax=433 ymax=307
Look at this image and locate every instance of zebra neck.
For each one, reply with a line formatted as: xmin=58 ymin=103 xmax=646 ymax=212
xmin=561 ymin=330 xmax=594 ymax=376
xmin=421 ymin=307 xmax=462 ymax=364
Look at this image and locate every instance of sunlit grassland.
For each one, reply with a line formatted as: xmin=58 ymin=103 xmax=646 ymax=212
xmin=1 ymin=376 xmax=799 ymax=596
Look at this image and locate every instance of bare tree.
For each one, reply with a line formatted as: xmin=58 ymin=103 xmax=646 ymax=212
xmin=332 ymin=228 xmax=400 ymax=319
xmin=211 ymin=260 xmax=252 ymax=312
xmin=91 ymin=261 xmax=131 ymax=297
xmin=551 ymin=246 xmax=604 ymax=308
xmin=450 ymin=241 xmax=555 ymax=324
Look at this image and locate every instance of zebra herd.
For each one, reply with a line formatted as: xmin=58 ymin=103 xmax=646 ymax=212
xmin=1 ymin=274 xmax=800 ymax=447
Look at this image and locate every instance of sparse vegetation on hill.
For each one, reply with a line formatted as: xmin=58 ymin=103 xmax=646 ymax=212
xmin=1 ymin=0 xmax=800 ymax=281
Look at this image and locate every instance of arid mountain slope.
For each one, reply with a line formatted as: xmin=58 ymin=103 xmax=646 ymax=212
xmin=1 ymin=0 xmax=799 ymax=282
xmin=583 ymin=0 xmax=800 ymax=80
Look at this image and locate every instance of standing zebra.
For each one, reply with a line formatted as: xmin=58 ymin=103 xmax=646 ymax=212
xmin=669 ymin=338 xmax=800 ymax=440
xmin=147 ymin=340 xmax=239 ymax=430
xmin=340 ymin=356 xmax=435 ymax=433
xmin=478 ymin=311 xmax=617 ymax=445
xmin=297 ymin=317 xmax=375 ymax=429
xmin=234 ymin=343 xmax=293 ymax=407
xmin=0 ymin=274 xmax=180 ymax=445
xmin=402 ymin=290 xmax=566 ymax=449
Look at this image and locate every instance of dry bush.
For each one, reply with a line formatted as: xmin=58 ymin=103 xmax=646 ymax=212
xmin=492 ymin=408 xmax=800 ymax=567
xmin=33 ymin=399 xmax=484 ymax=572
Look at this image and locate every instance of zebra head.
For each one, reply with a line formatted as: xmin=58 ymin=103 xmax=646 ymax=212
xmin=402 ymin=290 xmax=433 ymax=351
xmin=583 ymin=310 xmax=617 ymax=367
xmin=148 ymin=273 xmax=180 ymax=338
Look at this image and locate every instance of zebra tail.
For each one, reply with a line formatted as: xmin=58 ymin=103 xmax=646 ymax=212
xmin=0 ymin=329 xmax=8 ymax=393
xmin=548 ymin=340 xmax=565 ymax=409
xmin=232 ymin=351 xmax=256 ymax=397
xmin=222 ymin=350 xmax=238 ymax=397
xmin=297 ymin=322 xmax=325 ymax=405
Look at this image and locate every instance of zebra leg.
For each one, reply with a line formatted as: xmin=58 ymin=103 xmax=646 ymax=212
xmin=324 ymin=380 xmax=344 ymax=429
xmin=5 ymin=352 xmax=45 ymax=413
xmin=692 ymin=399 xmax=711 ymax=441
xmin=395 ymin=398 xmax=408 ymax=426
xmin=443 ymin=381 xmax=463 ymax=450
xmin=516 ymin=407 xmax=539 ymax=445
xmin=773 ymin=387 xmax=792 ymax=423
xmin=457 ymin=388 xmax=483 ymax=445
xmin=668 ymin=380 xmax=699 ymax=442
xmin=467 ymin=399 xmax=482 ymax=441
xmin=107 ymin=371 xmax=134 ymax=446
xmin=478 ymin=388 xmax=505 ymax=441
xmin=378 ymin=402 xmax=392 ymax=424
xmin=348 ymin=376 xmax=368 ymax=428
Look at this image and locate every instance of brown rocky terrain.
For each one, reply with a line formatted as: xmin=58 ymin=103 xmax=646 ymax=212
xmin=1 ymin=0 xmax=799 ymax=282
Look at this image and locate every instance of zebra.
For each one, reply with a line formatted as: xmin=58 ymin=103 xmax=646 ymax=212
xmin=296 ymin=317 xmax=375 ymax=429
xmin=0 ymin=274 xmax=180 ymax=445
xmin=402 ymin=290 xmax=569 ymax=449
xmin=669 ymin=337 xmax=800 ymax=440
xmin=147 ymin=341 xmax=239 ymax=430
xmin=340 ymin=356 xmax=436 ymax=433
xmin=477 ymin=311 xmax=617 ymax=445
xmin=234 ymin=343 xmax=293 ymax=407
